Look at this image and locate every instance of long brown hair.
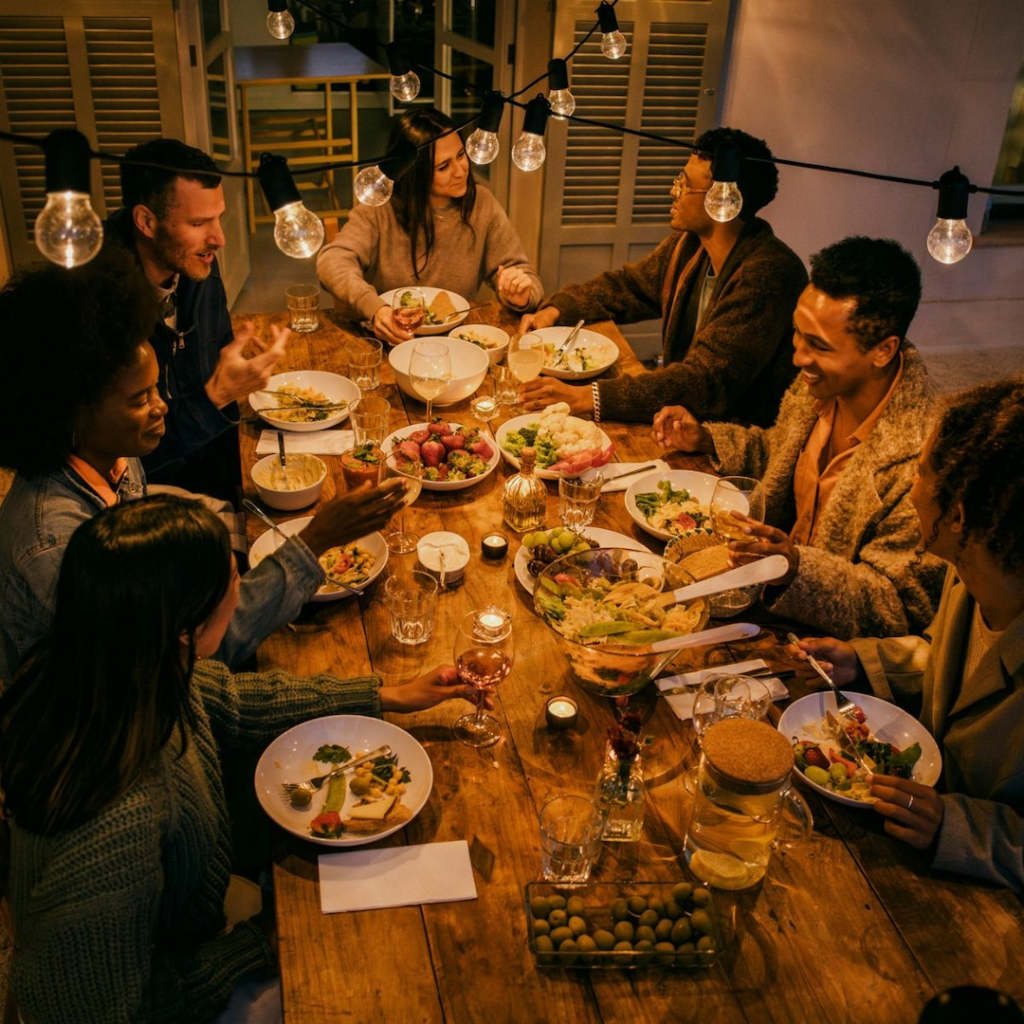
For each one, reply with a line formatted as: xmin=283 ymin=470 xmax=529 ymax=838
xmin=388 ymin=108 xmax=477 ymax=278
xmin=0 ymin=495 xmax=232 ymax=835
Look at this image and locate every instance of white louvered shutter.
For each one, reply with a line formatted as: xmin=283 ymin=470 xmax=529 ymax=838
xmin=539 ymin=0 xmax=731 ymax=360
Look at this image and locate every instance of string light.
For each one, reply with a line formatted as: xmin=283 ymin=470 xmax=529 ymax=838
xmin=466 ymin=92 xmax=505 ymax=166
xmin=704 ymin=141 xmax=744 ymax=223
xmin=512 ymin=96 xmax=551 ymax=172
xmin=353 ymin=137 xmax=418 ymax=207
xmin=34 ymin=129 xmax=103 ymax=269
xmin=927 ymin=166 xmax=974 ymax=265
xmin=266 ymin=0 xmax=295 ymax=40
xmin=256 ymin=153 xmax=324 ymax=258
xmin=597 ymin=2 xmax=627 ymax=60
xmin=386 ymin=41 xmax=420 ymax=103
xmin=547 ymin=59 xmax=576 ymax=120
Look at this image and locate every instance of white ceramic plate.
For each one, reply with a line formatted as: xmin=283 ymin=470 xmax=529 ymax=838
xmin=624 ymin=469 xmax=720 ymax=542
xmin=495 ymin=413 xmax=613 ymax=482
xmin=529 ymin=326 xmax=619 ymax=381
xmin=514 ymin=527 xmax=649 ymax=594
xmin=248 ymin=518 xmax=388 ymax=602
xmin=378 ymin=287 xmax=471 ymax=335
xmin=254 ymin=715 xmax=433 ymax=847
xmin=777 ymin=692 xmax=943 ymax=809
xmin=381 ymin=422 xmax=501 ymax=492
xmin=249 ymin=371 xmax=360 ymax=433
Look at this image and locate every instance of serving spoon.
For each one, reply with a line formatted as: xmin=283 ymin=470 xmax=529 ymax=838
xmin=652 ymin=553 xmax=789 ymax=608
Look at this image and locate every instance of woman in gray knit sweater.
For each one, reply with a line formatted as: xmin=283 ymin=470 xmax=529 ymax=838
xmin=0 ymin=495 xmax=478 ymax=1023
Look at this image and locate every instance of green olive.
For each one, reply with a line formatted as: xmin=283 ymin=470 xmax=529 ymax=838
xmin=612 ymin=940 xmax=634 ymax=964
xmin=548 ymin=894 xmax=567 ymax=911
xmin=690 ymin=909 xmax=713 ymax=936
xmin=691 ymin=887 xmax=712 ymax=908
xmin=638 ymin=908 xmax=659 ymax=929
xmin=654 ymin=918 xmax=675 ymax=942
xmin=696 ymin=935 xmax=716 ymax=953
xmin=549 ymin=926 xmax=574 ymax=946
xmin=610 ymin=898 xmax=630 ymax=922
xmin=558 ymin=938 xmax=580 ymax=965
xmin=612 ymin=920 xmax=635 ymax=943
xmin=670 ymin=918 xmax=693 ymax=945
xmin=576 ymin=933 xmax=598 ymax=965
xmin=647 ymin=896 xmax=666 ymax=916
xmin=289 ymin=788 xmax=313 ymax=809
xmin=592 ymin=928 xmax=616 ymax=951
xmin=567 ymin=915 xmax=587 ymax=937
xmin=663 ymin=897 xmax=684 ymax=920
xmin=634 ymin=925 xmax=657 ymax=945
xmin=548 ymin=908 xmax=568 ymax=928
xmin=566 ymin=895 xmax=586 ymax=917
xmin=626 ymin=895 xmax=648 ymax=916
xmin=634 ymin=939 xmax=655 ymax=965
xmin=529 ymin=896 xmax=552 ymax=919
xmin=535 ymin=934 xmax=555 ymax=965
xmin=653 ymin=941 xmax=676 ymax=966
xmin=349 ymin=775 xmax=373 ymax=796
xmin=671 ymin=882 xmax=693 ymax=904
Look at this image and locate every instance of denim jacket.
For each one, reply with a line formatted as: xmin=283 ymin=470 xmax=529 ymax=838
xmin=0 ymin=459 xmax=324 ymax=686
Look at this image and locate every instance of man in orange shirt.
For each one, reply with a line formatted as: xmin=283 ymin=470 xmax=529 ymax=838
xmin=654 ymin=236 xmax=945 ymax=638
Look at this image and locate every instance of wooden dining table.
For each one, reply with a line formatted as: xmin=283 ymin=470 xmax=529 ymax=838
xmin=236 ymin=305 xmax=1024 ymax=1024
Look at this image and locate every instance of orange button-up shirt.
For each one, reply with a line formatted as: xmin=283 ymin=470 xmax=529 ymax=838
xmin=790 ymin=354 xmax=904 ymax=546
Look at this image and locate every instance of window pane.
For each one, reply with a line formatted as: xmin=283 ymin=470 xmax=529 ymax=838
xmin=199 ymin=0 xmax=222 ymax=46
xmin=448 ymin=48 xmax=493 ymax=123
xmin=450 ymin=0 xmax=495 ymax=47
xmin=207 ymin=52 xmax=231 ymax=163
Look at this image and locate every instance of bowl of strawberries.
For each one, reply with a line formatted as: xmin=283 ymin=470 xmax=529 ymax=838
xmin=381 ymin=418 xmax=502 ymax=491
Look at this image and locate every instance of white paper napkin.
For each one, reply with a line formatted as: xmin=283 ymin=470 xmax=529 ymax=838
xmin=318 ymin=840 xmax=477 ymax=914
xmin=594 ymin=460 xmax=671 ymax=492
xmin=656 ymin=659 xmax=790 ymax=722
xmin=256 ymin=429 xmax=355 ymax=455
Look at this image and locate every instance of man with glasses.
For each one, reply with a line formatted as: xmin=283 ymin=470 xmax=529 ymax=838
xmin=518 ymin=127 xmax=806 ymax=427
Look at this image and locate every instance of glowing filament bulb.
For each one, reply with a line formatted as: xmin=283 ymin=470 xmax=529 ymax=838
xmin=34 ymin=191 xmax=103 ymax=268
xmin=273 ymin=201 xmax=324 ymax=259
xmin=266 ymin=0 xmax=294 ymax=40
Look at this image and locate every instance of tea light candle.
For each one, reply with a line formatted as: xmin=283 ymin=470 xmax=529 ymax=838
xmin=481 ymin=532 xmax=508 ymax=559
xmin=545 ymin=696 xmax=579 ymax=730
xmin=471 ymin=395 xmax=498 ymax=420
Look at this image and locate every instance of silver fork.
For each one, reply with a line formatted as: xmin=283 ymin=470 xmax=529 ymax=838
xmin=787 ymin=632 xmax=858 ymax=719
xmin=280 ymin=744 xmax=392 ymax=804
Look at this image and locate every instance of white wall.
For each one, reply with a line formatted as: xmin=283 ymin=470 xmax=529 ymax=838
xmin=720 ymin=0 xmax=1024 ymax=382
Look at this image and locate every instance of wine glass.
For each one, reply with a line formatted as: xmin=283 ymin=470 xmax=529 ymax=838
xmin=452 ymin=607 xmax=514 ymax=748
xmin=506 ymin=332 xmax=545 ymax=408
xmin=710 ymin=476 xmax=766 ymax=542
xmin=384 ymin=449 xmax=423 ymax=554
xmin=392 ymin=287 xmax=427 ymax=334
xmin=408 ymin=340 xmax=452 ymax=424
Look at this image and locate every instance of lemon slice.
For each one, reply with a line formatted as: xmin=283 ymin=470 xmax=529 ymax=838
xmin=688 ymin=850 xmax=753 ymax=889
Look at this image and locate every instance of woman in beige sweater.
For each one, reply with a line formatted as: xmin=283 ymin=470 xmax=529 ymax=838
xmin=318 ymin=108 xmax=543 ymax=345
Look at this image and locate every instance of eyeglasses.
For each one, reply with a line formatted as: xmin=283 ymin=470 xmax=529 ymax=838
xmin=670 ymin=174 xmax=709 ymax=198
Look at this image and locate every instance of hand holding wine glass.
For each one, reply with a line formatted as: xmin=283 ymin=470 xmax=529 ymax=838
xmin=452 ymin=607 xmax=514 ymax=748
xmin=383 ymin=449 xmax=423 ymax=554
xmin=391 ymin=288 xmax=427 ymax=336
xmin=408 ymin=340 xmax=452 ymax=423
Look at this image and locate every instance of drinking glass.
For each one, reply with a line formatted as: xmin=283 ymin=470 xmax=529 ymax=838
xmin=710 ymin=476 xmax=766 ymax=541
xmin=491 ymin=364 xmax=518 ymax=407
xmin=452 ymin=607 xmax=514 ymax=748
xmin=391 ymin=287 xmax=427 ymax=334
xmin=384 ymin=449 xmax=423 ymax=554
xmin=558 ymin=470 xmax=604 ymax=531
xmin=506 ymin=332 xmax=545 ymax=389
xmin=408 ymin=340 xmax=452 ymax=423
xmin=344 ymin=338 xmax=383 ymax=391
xmin=691 ymin=674 xmax=773 ymax=745
xmin=349 ymin=395 xmax=390 ymax=446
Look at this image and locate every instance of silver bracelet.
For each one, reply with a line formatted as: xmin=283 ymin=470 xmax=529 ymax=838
xmin=591 ymin=382 xmax=601 ymax=423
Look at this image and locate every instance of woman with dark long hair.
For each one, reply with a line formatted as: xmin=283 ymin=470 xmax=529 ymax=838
xmin=0 ymin=494 xmax=476 ymax=1022
xmin=792 ymin=375 xmax=1024 ymax=892
xmin=318 ymin=107 xmax=543 ymax=345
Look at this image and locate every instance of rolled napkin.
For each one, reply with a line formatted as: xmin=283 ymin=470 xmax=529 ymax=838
xmin=594 ymin=459 xmax=671 ymax=492
xmin=656 ymin=659 xmax=790 ymax=722
xmin=256 ymin=428 xmax=355 ymax=455
xmin=318 ymin=840 xmax=477 ymax=913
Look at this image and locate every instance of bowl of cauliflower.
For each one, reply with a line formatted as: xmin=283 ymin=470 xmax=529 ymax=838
xmin=495 ymin=403 xmax=614 ymax=480
xmin=533 ymin=547 xmax=710 ymax=697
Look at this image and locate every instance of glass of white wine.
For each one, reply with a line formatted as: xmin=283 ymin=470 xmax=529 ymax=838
xmin=710 ymin=476 xmax=766 ymax=542
xmin=408 ymin=340 xmax=452 ymax=424
xmin=384 ymin=450 xmax=423 ymax=554
xmin=506 ymin=333 xmax=545 ymax=409
xmin=392 ymin=287 xmax=427 ymax=334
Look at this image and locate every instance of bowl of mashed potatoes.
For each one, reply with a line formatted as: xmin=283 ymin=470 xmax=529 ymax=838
xmin=251 ymin=453 xmax=327 ymax=510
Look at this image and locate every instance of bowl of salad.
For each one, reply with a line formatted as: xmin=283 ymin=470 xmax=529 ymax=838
xmin=533 ymin=547 xmax=710 ymax=696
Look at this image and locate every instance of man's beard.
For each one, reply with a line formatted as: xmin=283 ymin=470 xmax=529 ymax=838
xmin=152 ymin=226 xmax=214 ymax=283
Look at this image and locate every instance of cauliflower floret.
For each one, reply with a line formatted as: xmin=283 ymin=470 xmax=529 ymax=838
xmin=536 ymin=403 xmax=603 ymax=457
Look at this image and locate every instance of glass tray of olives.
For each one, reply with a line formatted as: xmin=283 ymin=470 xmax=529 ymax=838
xmin=525 ymin=880 xmax=723 ymax=969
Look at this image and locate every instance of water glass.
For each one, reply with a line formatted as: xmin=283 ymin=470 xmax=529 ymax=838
xmin=558 ymin=470 xmax=604 ymax=531
xmin=491 ymin=365 xmax=518 ymax=406
xmin=345 ymin=338 xmax=383 ymax=391
xmin=691 ymin=673 xmax=773 ymax=743
xmin=538 ymin=794 xmax=605 ymax=883
xmin=382 ymin=571 xmax=438 ymax=645
xmin=286 ymin=284 xmax=320 ymax=333
xmin=349 ymin=395 xmax=390 ymax=446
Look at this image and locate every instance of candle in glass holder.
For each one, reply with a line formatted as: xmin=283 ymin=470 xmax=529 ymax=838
xmin=545 ymin=696 xmax=579 ymax=730
xmin=481 ymin=532 xmax=509 ymax=560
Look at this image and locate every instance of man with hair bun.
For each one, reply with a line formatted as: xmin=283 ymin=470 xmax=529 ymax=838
xmin=517 ymin=126 xmax=807 ymax=427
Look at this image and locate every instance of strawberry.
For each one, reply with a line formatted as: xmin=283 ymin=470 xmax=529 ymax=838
xmin=429 ymin=418 xmax=452 ymax=436
xmin=398 ymin=440 xmax=421 ymax=462
xmin=421 ymin=439 xmax=445 ymax=467
xmin=468 ymin=436 xmax=493 ymax=459
xmin=441 ymin=432 xmax=466 ymax=452
xmin=409 ymin=428 xmax=432 ymax=445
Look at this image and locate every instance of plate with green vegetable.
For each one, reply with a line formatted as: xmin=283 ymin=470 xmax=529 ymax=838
xmin=777 ymin=692 xmax=942 ymax=808
xmin=529 ymin=326 xmax=619 ymax=380
xmin=624 ymin=469 xmax=719 ymax=541
xmin=254 ymin=715 xmax=433 ymax=846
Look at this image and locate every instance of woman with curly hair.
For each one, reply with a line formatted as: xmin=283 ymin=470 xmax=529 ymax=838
xmin=792 ymin=376 xmax=1024 ymax=891
xmin=317 ymin=107 xmax=543 ymax=345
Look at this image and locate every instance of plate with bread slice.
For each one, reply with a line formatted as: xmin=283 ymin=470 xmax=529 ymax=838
xmin=378 ymin=287 xmax=470 ymax=336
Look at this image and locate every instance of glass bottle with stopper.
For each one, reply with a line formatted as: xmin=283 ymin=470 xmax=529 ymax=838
xmin=502 ymin=446 xmax=547 ymax=533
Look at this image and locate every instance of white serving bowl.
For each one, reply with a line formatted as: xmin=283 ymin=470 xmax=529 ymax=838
xmin=249 ymin=370 xmax=360 ymax=433
xmin=447 ymin=324 xmax=510 ymax=366
xmin=388 ymin=337 xmax=489 ymax=408
xmin=377 ymin=287 xmax=471 ymax=335
xmin=250 ymin=453 xmax=327 ymax=511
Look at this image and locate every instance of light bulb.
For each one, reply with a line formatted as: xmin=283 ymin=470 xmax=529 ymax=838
xmin=704 ymin=181 xmax=743 ymax=223
xmin=266 ymin=9 xmax=294 ymax=39
xmin=512 ymin=132 xmax=546 ymax=172
xmin=600 ymin=31 xmax=627 ymax=59
xmin=354 ymin=165 xmax=394 ymax=206
xmin=272 ymin=201 xmax=324 ymax=259
xmin=466 ymin=128 xmax=500 ymax=165
xmin=927 ymin=219 xmax=973 ymax=264
xmin=390 ymin=71 xmax=420 ymax=102
xmin=548 ymin=89 xmax=576 ymax=120
xmin=34 ymin=191 xmax=103 ymax=268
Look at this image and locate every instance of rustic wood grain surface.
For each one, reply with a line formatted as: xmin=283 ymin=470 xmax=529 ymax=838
xmin=234 ymin=306 xmax=1024 ymax=1024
